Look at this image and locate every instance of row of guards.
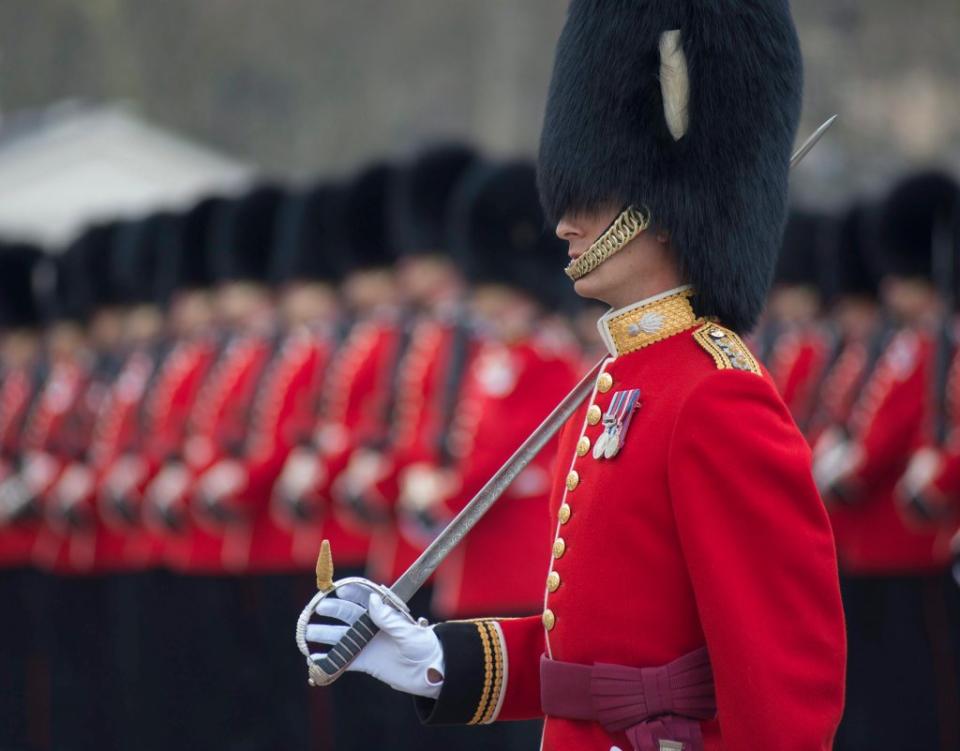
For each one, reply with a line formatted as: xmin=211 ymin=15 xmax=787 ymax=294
xmin=1 ymin=144 xmax=960 ymax=751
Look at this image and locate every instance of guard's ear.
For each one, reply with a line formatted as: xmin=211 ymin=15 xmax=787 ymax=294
xmin=659 ymin=30 xmax=690 ymax=141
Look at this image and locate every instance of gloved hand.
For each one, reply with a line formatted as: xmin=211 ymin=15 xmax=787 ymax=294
xmin=306 ymin=585 xmax=445 ymax=699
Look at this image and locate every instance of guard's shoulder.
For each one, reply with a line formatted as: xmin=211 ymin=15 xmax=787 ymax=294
xmin=690 ymin=322 xmax=762 ymax=375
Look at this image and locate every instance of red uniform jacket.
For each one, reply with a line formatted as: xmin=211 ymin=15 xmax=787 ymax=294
xmin=308 ymin=313 xmax=406 ymax=567
xmin=417 ymin=290 xmax=845 ymax=751
xmin=81 ymin=346 xmax=160 ymax=571
xmin=358 ymin=315 xmax=474 ymax=584
xmin=827 ymin=328 xmax=952 ymax=572
xmin=213 ymin=325 xmax=333 ymax=572
xmin=896 ymin=329 xmax=960 ymax=543
xmin=424 ymin=335 xmax=579 ymax=619
xmin=0 ymin=363 xmax=42 ymax=567
xmin=767 ymin=325 xmax=832 ymax=431
xmin=33 ymin=355 xmax=121 ymax=574
xmin=806 ymin=337 xmax=870 ymax=446
xmin=171 ymin=331 xmax=275 ymax=573
xmin=134 ymin=336 xmax=219 ymax=565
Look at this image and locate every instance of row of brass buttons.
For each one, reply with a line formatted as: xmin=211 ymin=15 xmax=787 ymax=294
xmin=544 ymin=370 xmax=613 ymax=631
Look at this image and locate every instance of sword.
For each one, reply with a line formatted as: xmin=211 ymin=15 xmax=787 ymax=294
xmin=298 ymin=115 xmax=838 ymax=686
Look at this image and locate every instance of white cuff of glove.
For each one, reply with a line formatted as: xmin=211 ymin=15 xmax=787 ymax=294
xmin=307 ymin=590 xmax=445 ymax=699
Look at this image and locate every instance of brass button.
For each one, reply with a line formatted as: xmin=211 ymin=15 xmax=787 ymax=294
xmin=546 ymin=571 xmax=561 ymax=593
xmin=553 ymin=537 xmax=566 ymax=559
xmin=558 ymin=503 xmax=571 ymax=525
xmin=576 ymin=436 xmax=591 ymax=457
xmin=586 ymin=405 xmax=602 ymax=426
xmin=565 ymin=470 xmax=580 ymax=491
xmin=597 ymin=372 xmax=613 ymax=393
xmin=542 ymin=608 xmax=556 ymax=631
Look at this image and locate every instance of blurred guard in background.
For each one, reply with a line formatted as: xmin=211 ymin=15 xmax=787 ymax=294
xmin=806 ymin=203 xmax=885 ymax=447
xmin=0 ymin=243 xmax=47 ymax=751
xmin=817 ymin=171 xmax=960 ymax=751
xmin=329 ymin=145 xmax=480 ymax=751
xmin=760 ymin=209 xmax=833 ymax=431
xmin=145 ymin=184 xmax=286 ymax=748
xmin=29 ymin=224 xmax=128 ymax=751
xmin=138 ymin=196 xmax=225 ymax=751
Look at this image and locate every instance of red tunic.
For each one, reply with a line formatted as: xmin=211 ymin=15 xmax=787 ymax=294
xmin=767 ymin=326 xmax=832 ymax=431
xmin=426 ymin=335 xmax=579 ymax=618
xmin=204 ymin=326 xmax=333 ymax=572
xmin=0 ymin=364 xmax=42 ymax=567
xmin=419 ymin=290 xmax=845 ymax=751
xmin=166 ymin=332 xmax=275 ymax=573
xmin=826 ymin=329 xmax=952 ymax=573
xmin=308 ymin=314 xmax=406 ymax=567
xmin=361 ymin=316 xmax=474 ymax=584
xmin=135 ymin=336 xmax=219 ymax=566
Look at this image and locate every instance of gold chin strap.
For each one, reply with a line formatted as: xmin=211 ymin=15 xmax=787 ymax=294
xmin=564 ymin=206 xmax=651 ymax=281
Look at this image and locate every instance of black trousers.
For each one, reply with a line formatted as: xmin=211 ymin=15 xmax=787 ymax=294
xmin=836 ymin=572 xmax=960 ymax=751
xmin=0 ymin=567 xmax=49 ymax=751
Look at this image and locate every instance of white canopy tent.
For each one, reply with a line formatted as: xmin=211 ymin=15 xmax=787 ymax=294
xmin=0 ymin=102 xmax=254 ymax=249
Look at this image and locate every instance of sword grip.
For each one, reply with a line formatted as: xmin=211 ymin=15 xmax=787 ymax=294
xmin=313 ymin=612 xmax=380 ymax=679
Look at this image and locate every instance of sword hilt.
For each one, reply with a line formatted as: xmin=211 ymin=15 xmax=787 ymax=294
xmin=309 ymin=612 xmax=380 ymax=685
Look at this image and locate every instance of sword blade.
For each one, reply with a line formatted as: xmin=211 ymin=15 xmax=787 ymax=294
xmin=388 ymin=359 xmax=604 ymax=602
xmin=790 ymin=114 xmax=837 ymax=169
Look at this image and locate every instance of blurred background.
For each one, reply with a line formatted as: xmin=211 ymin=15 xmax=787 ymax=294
xmin=1 ymin=0 xmax=959 ymax=247
xmin=2 ymin=3 xmax=960 ymax=751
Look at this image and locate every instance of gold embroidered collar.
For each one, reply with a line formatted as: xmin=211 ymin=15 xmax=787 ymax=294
xmin=597 ymin=286 xmax=700 ymax=357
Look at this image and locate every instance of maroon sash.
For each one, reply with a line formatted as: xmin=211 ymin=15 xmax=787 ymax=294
xmin=540 ymin=647 xmax=716 ymax=751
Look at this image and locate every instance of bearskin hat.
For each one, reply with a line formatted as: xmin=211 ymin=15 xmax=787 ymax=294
xmin=162 ymin=196 xmax=228 ymax=299
xmin=0 ymin=243 xmax=45 ymax=329
xmin=774 ymin=209 xmax=828 ymax=290
xmin=448 ymin=160 xmax=569 ymax=310
xmin=391 ymin=143 xmax=478 ymax=256
xmin=538 ymin=0 xmax=804 ymax=331
xmin=337 ymin=162 xmax=398 ymax=272
xmin=113 ymin=213 xmax=175 ymax=307
xmin=211 ymin=184 xmax=286 ymax=284
xmin=829 ymin=203 xmax=880 ymax=302
xmin=271 ymin=181 xmax=346 ymax=285
xmin=878 ymin=170 xmax=959 ymax=281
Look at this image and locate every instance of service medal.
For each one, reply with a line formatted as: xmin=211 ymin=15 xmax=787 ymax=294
xmin=595 ymin=389 xmax=642 ymax=460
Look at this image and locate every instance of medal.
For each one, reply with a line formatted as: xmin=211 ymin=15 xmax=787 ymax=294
xmin=593 ymin=389 xmax=642 ymax=460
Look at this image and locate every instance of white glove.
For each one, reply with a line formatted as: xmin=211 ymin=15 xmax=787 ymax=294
xmin=306 ymin=586 xmax=445 ymax=699
xmin=198 ymin=460 xmax=246 ymax=503
xmin=276 ymin=447 xmax=325 ymax=502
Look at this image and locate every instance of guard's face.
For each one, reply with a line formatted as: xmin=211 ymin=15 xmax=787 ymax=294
xmin=556 ymin=210 xmax=681 ymax=309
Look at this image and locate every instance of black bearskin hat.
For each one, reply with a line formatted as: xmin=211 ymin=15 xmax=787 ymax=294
xmin=878 ymin=171 xmax=959 ymax=281
xmin=164 ymin=196 xmax=228 ymax=296
xmin=41 ymin=241 xmax=93 ymax=324
xmin=70 ymin=222 xmax=125 ymax=311
xmin=830 ymin=203 xmax=879 ymax=302
xmin=391 ymin=143 xmax=478 ymax=256
xmin=271 ymin=181 xmax=345 ymax=285
xmin=0 ymin=243 xmax=45 ymax=329
xmin=211 ymin=184 xmax=286 ymax=284
xmin=115 ymin=213 xmax=176 ymax=307
xmin=774 ymin=209 xmax=827 ymax=290
xmin=449 ymin=160 xmax=569 ymax=310
xmin=338 ymin=162 xmax=398 ymax=272
xmin=538 ymin=0 xmax=804 ymax=332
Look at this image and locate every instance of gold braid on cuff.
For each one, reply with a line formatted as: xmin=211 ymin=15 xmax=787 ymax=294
xmin=564 ymin=206 xmax=651 ymax=281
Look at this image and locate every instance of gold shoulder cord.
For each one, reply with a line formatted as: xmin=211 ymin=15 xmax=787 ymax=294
xmin=564 ymin=206 xmax=651 ymax=281
xmin=692 ymin=323 xmax=762 ymax=375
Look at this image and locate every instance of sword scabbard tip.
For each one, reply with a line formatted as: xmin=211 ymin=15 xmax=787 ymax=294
xmin=316 ymin=539 xmax=334 ymax=593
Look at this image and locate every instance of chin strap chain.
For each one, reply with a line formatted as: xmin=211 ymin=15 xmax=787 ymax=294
xmin=564 ymin=206 xmax=651 ymax=282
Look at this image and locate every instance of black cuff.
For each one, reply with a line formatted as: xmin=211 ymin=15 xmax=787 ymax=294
xmin=414 ymin=620 xmax=504 ymax=726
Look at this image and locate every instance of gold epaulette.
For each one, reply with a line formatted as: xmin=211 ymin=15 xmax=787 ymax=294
xmin=692 ymin=323 xmax=762 ymax=375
